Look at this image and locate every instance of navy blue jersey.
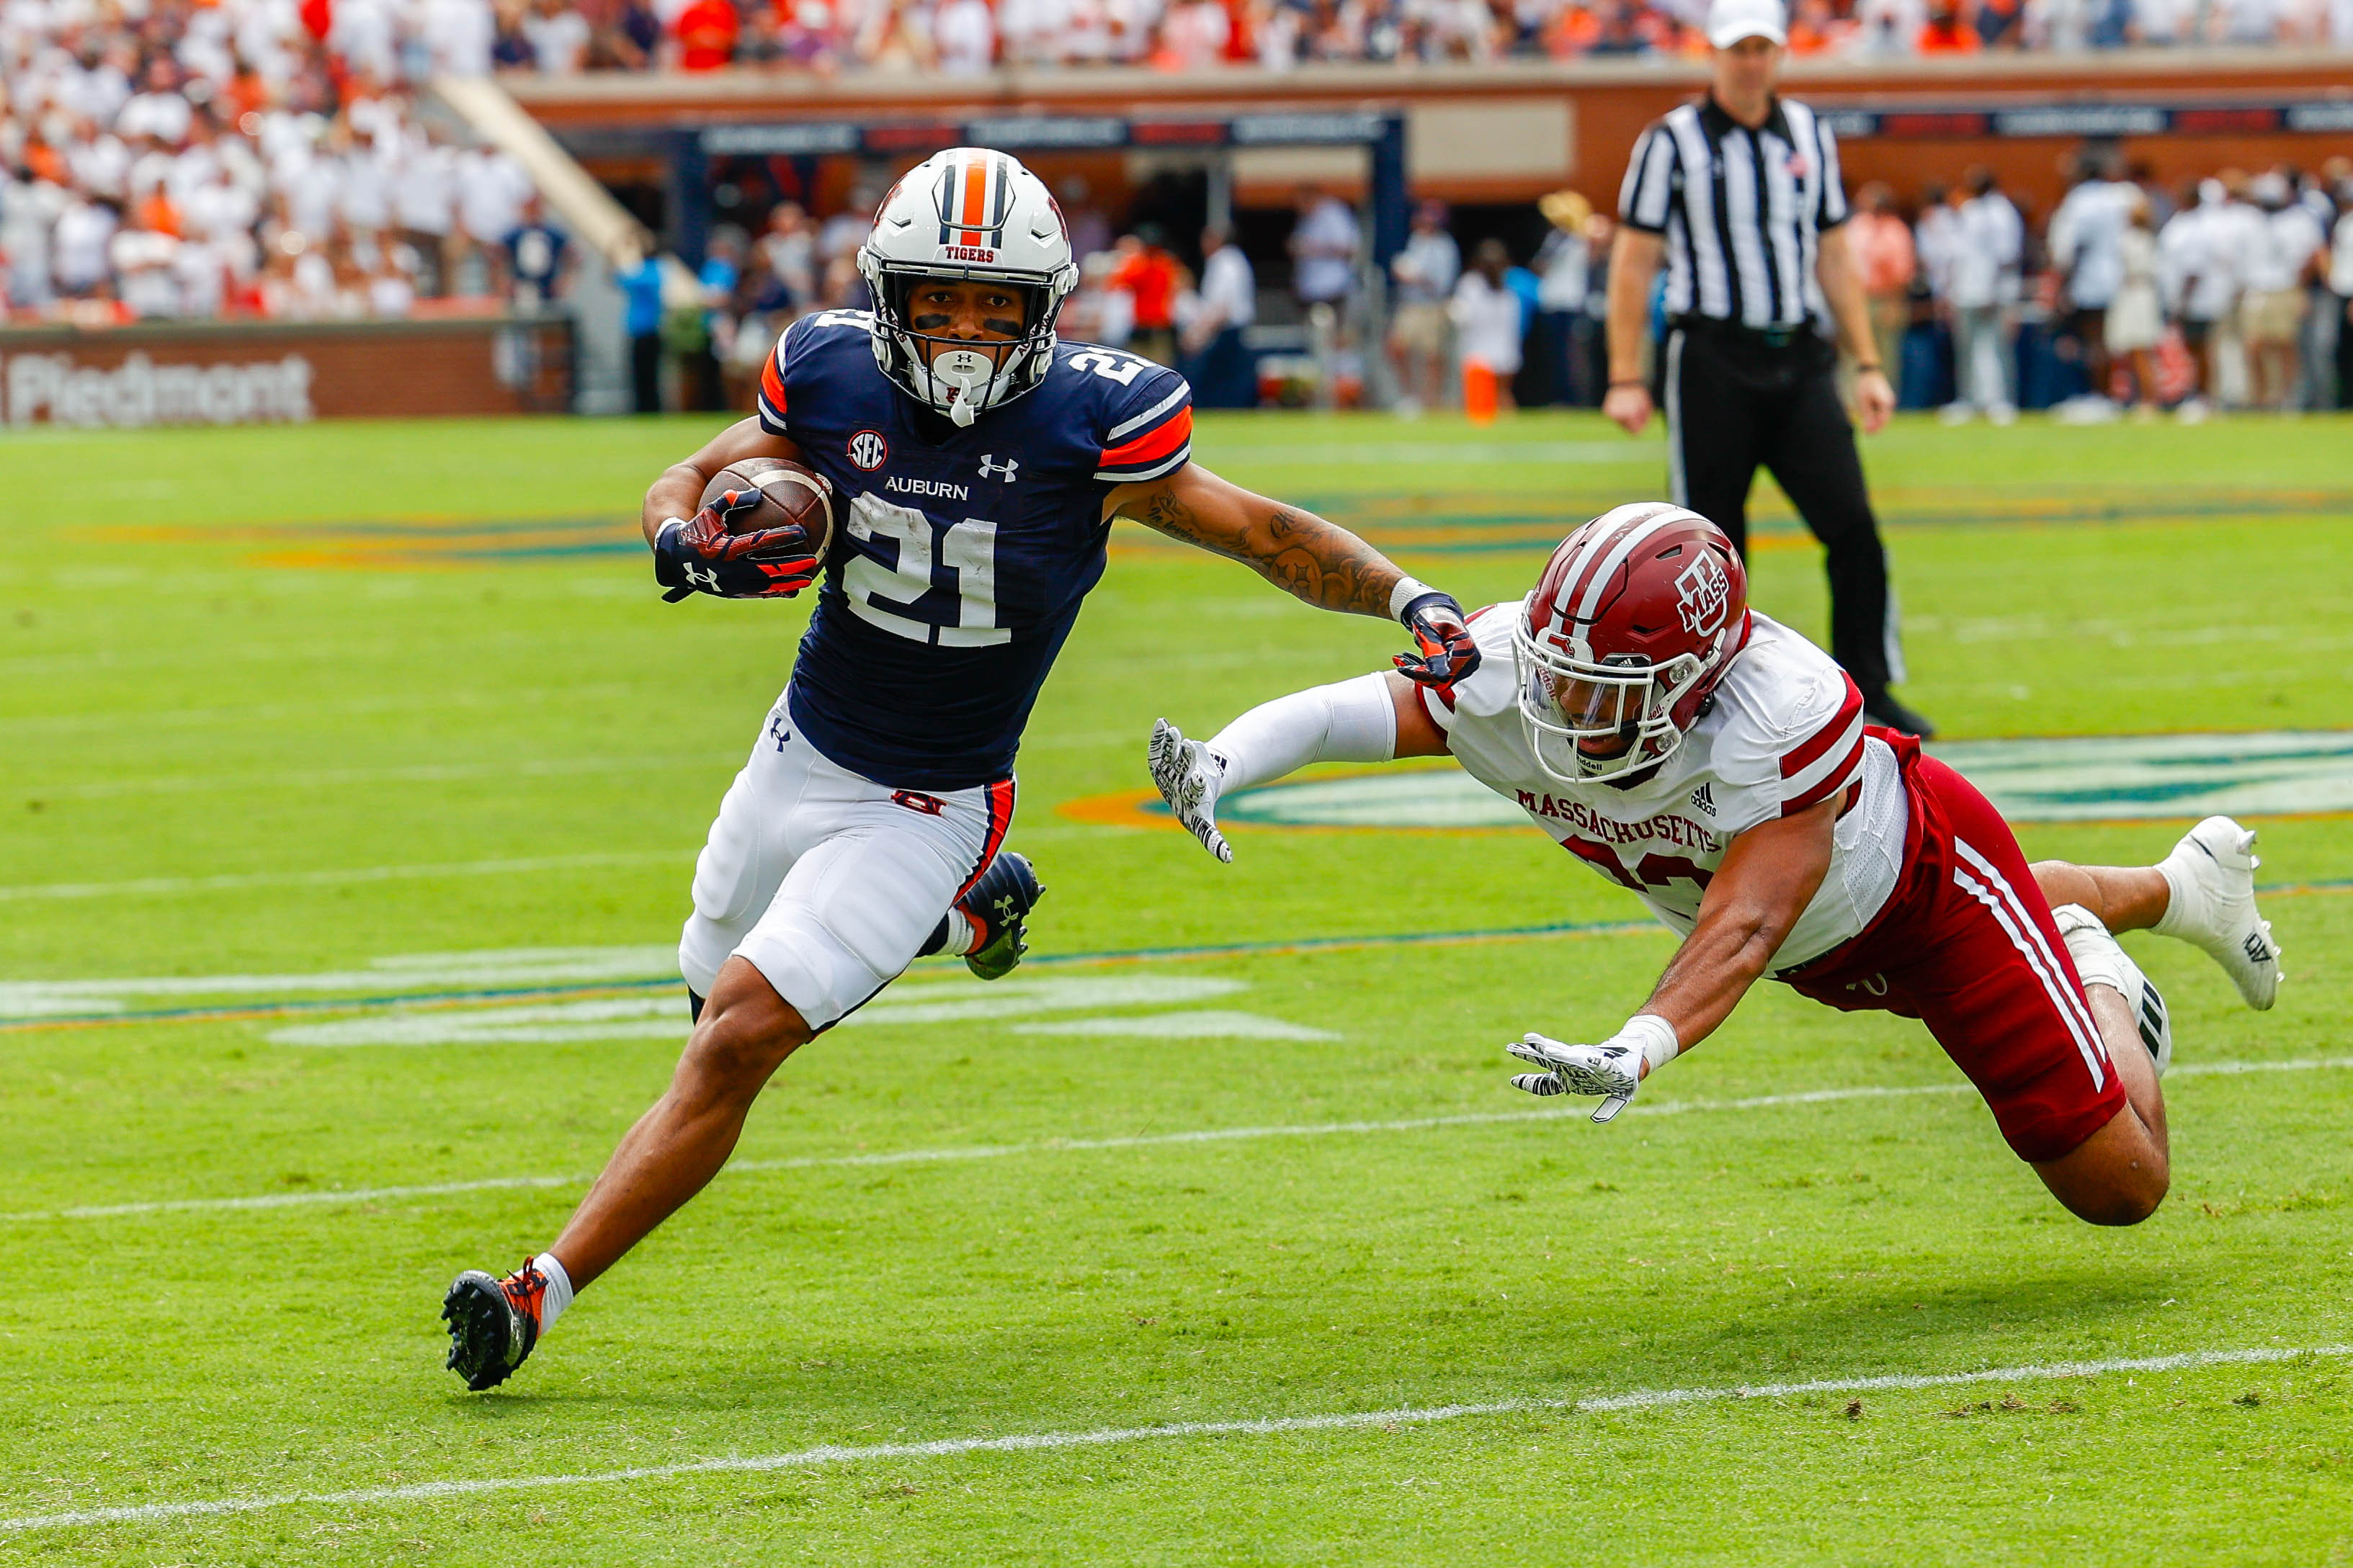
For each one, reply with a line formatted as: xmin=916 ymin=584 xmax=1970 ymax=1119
xmin=756 ymin=310 xmax=1193 ymax=792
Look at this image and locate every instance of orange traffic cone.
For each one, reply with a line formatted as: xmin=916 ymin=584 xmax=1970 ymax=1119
xmin=1462 ymin=359 xmax=1498 ymax=424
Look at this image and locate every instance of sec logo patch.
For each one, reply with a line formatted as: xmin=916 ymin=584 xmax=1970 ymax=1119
xmin=848 ymin=430 xmax=889 ymax=470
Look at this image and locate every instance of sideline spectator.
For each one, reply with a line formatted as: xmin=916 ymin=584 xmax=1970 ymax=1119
xmin=2048 ymin=152 xmax=2135 ymax=405
xmin=1178 ymin=223 xmax=1256 ymax=408
xmin=1109 ymin=224 xmax=1183 ymax=365
xmin=1450 ymin=237 xmax=1521 ymax=420
xmin=1385 ymin=198 xmax=1459 ymax=413
xmin=2241 ymin=170 xmax=2324 ymax=409
xmin=1846 ymin=182 xmax=1916 ymax=400
xmin=2333 ymin=174 xmax=2353 ymax=408
xmin=2158 ymin=177 xmax=2236 ymax=417
xmin=2106 ymin=194 xmax=2164 ymax=415
xmin=1939 ymin=166 xmax=2022 ymax=424
xmin=1287 ymin=182 xmax=1359 ymax=327
xmin=759 ymin=201 xmax=817 ymax=309
xmin=1530 ymin=189 xmax=1594 ymax=407
xmin=620 ymin=249 xmax=668 ymax=412
xmin=503 ymin=192 xmax=571 ymax=310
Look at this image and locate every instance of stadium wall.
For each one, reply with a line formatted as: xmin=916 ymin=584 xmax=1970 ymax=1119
xmin=509 ymin=50 xmax=2353 ymax=214
xmin=0 ymin=318 xmax=576 ymax=428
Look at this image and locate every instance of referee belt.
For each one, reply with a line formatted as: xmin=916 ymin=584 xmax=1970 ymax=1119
xmin=1669 ymin=315 xmax=1813 ymax=351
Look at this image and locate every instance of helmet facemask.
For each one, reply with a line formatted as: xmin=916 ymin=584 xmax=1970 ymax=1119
xmin=1512 ymin=601 xmax=1707 ymax=786
xmin=863 ymin=261 xmax=1067 ymax=426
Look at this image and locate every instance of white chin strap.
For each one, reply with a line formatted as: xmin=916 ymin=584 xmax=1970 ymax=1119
xmin=930 ymin=348 xmax=995 ymax=427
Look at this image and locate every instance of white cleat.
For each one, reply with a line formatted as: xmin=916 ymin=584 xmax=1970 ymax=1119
xmin=2152 ymin=816 xmax=2282 ymax=1011
xmin=2053 ymin=903 xmax=2172 ymax=1078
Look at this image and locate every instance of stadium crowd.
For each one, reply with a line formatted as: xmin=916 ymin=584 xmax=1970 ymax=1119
xmin=0 ymin=0 xmax=548 ymax=321
xmin=1849 ymin=153 xmax=2353 ymax=416
xmin=1344 ymin=152 xmax=2353 ymax=418
xmin=481 ymin=0 xmax=2353 ymax=73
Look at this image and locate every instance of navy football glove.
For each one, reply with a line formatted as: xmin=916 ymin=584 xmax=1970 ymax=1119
xmin=653 ymin=488 xmax=823 ymax=602
xmin=1393 ymin=590 xmax=1481 ymax=686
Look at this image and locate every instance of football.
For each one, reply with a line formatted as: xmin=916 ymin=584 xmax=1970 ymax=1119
xmin=700 ymin=457 xmax=836 ymax=558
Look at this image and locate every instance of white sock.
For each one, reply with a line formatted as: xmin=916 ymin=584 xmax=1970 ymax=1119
xmin=2150 ymin=853 xmax=2196 ymax=941
xmin=941 ymin=908 xmax=977 ymax=955
xmin=533 ymin=1252 xmax=575 ymax=1332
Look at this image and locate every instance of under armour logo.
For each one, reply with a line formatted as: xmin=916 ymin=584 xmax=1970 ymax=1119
xmin=685 ymin=562 xmax=722 ymax=593
xmin=978 ymin=454 xmax=1020 ymax=483
xmin=2244 ymin=932 xmax=2273 ymax=964
xmin=1688 ymin=783 xmax=1716 ymax=816
xmin=769 ymin=712 xmax=791 ymax=751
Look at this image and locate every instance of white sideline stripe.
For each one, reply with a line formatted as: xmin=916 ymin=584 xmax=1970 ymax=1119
xmin=4 ymin=1343 xmax=2343 ymax=1535
xmin=6 ymin=1055 xmax=2344 ymax=1225
xmin=0 ymin=852 xmax=693 ymax=903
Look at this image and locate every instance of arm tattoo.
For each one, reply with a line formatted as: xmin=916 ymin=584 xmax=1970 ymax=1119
xmin=1131 ymin=488 xmax=1401 ymax=618
xmin=1259 ymin=507 xmax=1400 ymax=615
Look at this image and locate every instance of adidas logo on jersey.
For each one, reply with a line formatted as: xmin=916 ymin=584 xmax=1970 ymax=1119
xmin=1689 ymin=783 xmax=1717 ymax=817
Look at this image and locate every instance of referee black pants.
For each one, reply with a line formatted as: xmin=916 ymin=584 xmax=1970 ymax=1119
xmin=1664 ymin=322 xmax=1898 ymax=698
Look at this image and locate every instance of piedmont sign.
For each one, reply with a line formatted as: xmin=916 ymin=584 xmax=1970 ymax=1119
xmin=1200 ymin=731 xmax=2353 ymax=831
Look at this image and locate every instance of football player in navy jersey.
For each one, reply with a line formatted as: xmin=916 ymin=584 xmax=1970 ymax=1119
xmin=442 ymin=146 xmax=1483 ymax=1389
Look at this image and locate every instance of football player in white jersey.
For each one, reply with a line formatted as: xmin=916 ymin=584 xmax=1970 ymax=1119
xmin=1150 ymin=503 xmax=2285 ymax=1225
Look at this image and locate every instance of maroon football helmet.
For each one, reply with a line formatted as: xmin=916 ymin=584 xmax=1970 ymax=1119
xmin=1512 ymin=503 xmax=1751 ymax=784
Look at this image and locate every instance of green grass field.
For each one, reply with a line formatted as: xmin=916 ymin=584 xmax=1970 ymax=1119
xmin=4 ymin=410 xmax=2350 ymax=1565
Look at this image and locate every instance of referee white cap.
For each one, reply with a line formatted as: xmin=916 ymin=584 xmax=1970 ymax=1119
xmin=1705 ymin=0 xmax=1787 ymax=45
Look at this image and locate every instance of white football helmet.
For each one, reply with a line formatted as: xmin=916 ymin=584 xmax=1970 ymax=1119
xmin=856 ymin=148 xmax=1079 ymax=426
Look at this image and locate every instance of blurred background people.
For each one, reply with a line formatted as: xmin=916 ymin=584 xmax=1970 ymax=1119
xmin=1386 ymin=198 xmax=1459 ymax=414
xmin=1287 ymin=182 xmax=1359 ymax=332
xmin=2105 ymin=194 xmax=2164 ymax=416
xmin=1847 ymin=182 xmax=1917 ymax=403
xmin=1179 ymin=223 xmax=1258 ymax=408
xmin=1940 ymin=167 xmax=2022 ymax=424
xmin=1529 ymin=189 xmax=1594 ymax=408
xmin=2049 ymin=151 xmax=2134 ymax=406
xmin=1109 ymin=224 xmax=1184 ymax=366
xmin=1450 ymin=237 xmax=1521 ymax=421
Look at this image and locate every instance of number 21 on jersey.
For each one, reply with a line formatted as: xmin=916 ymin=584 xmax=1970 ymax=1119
xmin=841 ymin=495 xmax=1009 ymax=648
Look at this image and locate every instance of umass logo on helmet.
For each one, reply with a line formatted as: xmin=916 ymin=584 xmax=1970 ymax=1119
xmin=1674 ymin=553 xmax=1732 ymax=637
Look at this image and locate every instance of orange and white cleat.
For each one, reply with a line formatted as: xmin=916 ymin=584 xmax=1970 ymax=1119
xmin=442 ymin=1260 xmax=549 ymax=1391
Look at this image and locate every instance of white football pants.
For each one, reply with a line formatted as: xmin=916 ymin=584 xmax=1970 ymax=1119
xmin=679 ymin=690 xmax=1014 ymax=1029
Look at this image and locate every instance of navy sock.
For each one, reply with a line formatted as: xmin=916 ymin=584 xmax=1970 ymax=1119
xmin=916 ymin=916 xmax=951 ymax=957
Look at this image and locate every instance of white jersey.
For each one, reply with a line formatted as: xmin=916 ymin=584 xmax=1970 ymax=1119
xmin=1427 ymin=607 xmax=1908 ymax=971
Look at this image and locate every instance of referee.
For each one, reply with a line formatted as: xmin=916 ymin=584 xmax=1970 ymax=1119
xmin=1603 ymin=0 xmax=1932 ymax=738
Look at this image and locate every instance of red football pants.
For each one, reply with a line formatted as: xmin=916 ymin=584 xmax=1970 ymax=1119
xmin=1781 ymin=735 xmax=2128 ymax=1162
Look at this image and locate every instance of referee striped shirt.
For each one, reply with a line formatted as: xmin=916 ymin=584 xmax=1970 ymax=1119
xmin=1618 ymin=96 xmax=1847 ymax=331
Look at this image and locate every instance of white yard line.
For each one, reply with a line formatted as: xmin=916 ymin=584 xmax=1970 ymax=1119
xmin=3 ymin=1343 xmax=2340 ymax=1535
xmin=6 ymin=1057 xmax=2341 ymax=1225
xmin=0 ymin=852 xmax=695 ymax=903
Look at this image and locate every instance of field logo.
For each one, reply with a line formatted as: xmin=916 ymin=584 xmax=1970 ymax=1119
xmin=848 ymin=429 xmax=890 ymax=470
xmin=1674 ymin=553 xmax=1731 ymax=636
xmin=1174 ymin=730 xmax=2353 ymax=831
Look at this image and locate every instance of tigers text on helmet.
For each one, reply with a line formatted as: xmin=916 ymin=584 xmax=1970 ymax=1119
xmin=857 ymin=148 xmax=1079 ymax=427
xmin=1512 ymin=503 xmax=1751 ymax=785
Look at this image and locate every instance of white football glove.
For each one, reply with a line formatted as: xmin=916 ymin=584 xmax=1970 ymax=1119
xmin=1506 ymin=1016 xmax=1679 ymax=1124
xmin=1149 ymin=718 xmax=1233 ymax=864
